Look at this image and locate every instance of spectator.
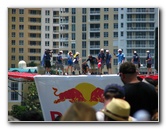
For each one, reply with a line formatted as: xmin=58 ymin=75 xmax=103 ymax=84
xmin=60 ymin=102 xmax=97 ymax=121
xmin=73 ymin=52 xmax=81 ymax=75
xmin=82 ymin=61 xmax=89 ymax=74
xmin=97 ymin=48 xmax=105 ymax=74
xmin=146 ymin=50 xmax=152 ymax=75
xmin=119 ymin=62 xmax=158 ymax=119
xmin=102 ymin=98 xmax=133 ymax=121
xmin=56 ymin=51 xmax=65 ymax=75
xmin=96 ymin=83 xmax=125 ymax=121
xmin=66 ymin=51 xmax=73 ymax=75
xmin=84 ymin=55 xmax=97 ymax=74
xmin=131 ymin=50 xmax=140 ymax=74
xmin=114 ymin=49 xmax=125 ymax=74
xmin=105 ymin=50 xmax=112 ymax=74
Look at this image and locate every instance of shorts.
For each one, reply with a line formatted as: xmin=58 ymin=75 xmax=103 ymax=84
xmin=56 ymin=63 xmax=64 ymax=70
xmin=45 ymin=61 xmax=51 ymax=68
xmin=106 ymin=63 xmax=112 ymax=69
xmin=90 ymin=63 xmax=97 ymax=70
xmin=147 ymin=64 xmax=152 ymax=68
xmin=74 ymin=63 xmax=80 ymax=71
xmin=68 ymin=60 xmax=73 ymax=66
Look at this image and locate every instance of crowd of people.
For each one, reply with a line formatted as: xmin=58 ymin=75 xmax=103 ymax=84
xmin=41 ymin=48 xmax=153 ymax=75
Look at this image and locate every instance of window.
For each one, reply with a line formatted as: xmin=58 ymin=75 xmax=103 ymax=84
xmin=12 ymin=24 xmax=16 ymax=30
xmin=19 ymin=32 xmax=24 ymax=38
xmin=104 ymin=41 xmax=108 ymax=46
xmin=19 ymin=56 xmax=24 ymax=60
xmin=114 ymin=32 xmax=118 ymax=37
xmin=104 ymin=32 xmax=109 ymax=37
xmin=82 ymin=50 xmax=86 ymax=57
xmin=12 ymin=32 xmax=15 ymax=37
xmin=104 ymin=8 xmax=109 ymax=12
xmin=71 ymin=43 xmax=75 ymax=49
xmin=45 ymin=26 xmax=50 ymax=31
xmin=30 ymin=56 xmax=36 ymax=60
xmin=121 ymin=32 xmax=123 ymax=36
xmin=72 ymin=33 xmax=75 ymax=40
xmin=45 ymin=10 xmax=50 ymax=15
xmin=82 ymin=33 xmax=86 ymax=40
xmin=72 ymin=16 xmax=76 ymax=23
xmin=121 ymin=14 xmax=124 ymax=19
xmin=114 ymin=14 xmax=118 ymax=20
xmin=82 ymin=41 xmax=86 ymax=48
xmin=12 ymin=9 xmax=16 ymax=14
xmin=45 ymin=33 xmax=50 ymax=38
xmin=114 ymin=8 xmax=118 ymax=11
xmin=11 ymin=55 xmax=15 ymax=60
xmin=72 ymin=24 xmax=75 ymax=31
xmin=11 ymin=64 xmax=15 ymax=68
xmin=45 ymin=18 xmax=50 ymax=23
xmin=72 ymin=8 xmax=76 ymax=14
xmin=114 ymin=23 xmax=118 ymax=29
xmin=19 ymin=17 xmax=24 ymax=22
xmin=19 ymin=25 xmax=24 ymax=30
xmin=12 ymin=17 xmax=16 ymax=22
xmin=19 ymin=9 xmax=24 ymax=14
xmin=82 ymin=15 xmax=86 ymax=22
xmin=10 ymin=82 xmax=19 ymax=101
xmin=104 ymin=23 xmax=109 ymax=29
xmin=45 ymin=41 xmax=49 ymax=46
xmin=104 ymin=15 xmax=109 ymax=20
xmin=82 ymin=24 xmax=86 ymax=31
xmin=82 ymin=8 xmax=86 ymax=14
xmin=11 ymin=40 xmax=15 ymax=45
xmin=113 ymin=59 xmax=118 ymax=65
xmin=11 ymin=48 xmax=15 ymax=53
xmin=121 ymin=23 xmax=123 ymax=28
xmin=19 ymin=48 xmax=24 ymax=53
xmin=19 ymin=40 xmax=24 ymax=45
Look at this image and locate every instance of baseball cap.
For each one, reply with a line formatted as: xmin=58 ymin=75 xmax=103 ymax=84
xmin=106 ymin=50 xmax=109 ymax=52
xmin=146 ymin=50 xmax=150 ymax=53
xmin=100 ymin=48 xmax=104 ymax=51
xmin=59 ymin=50 xmax=63 ymax=53
xmin=104 ymin=84 xmax=125 ymax=98
xmin=134 ymin=51 xmax=137 ymax=53
xmin=118 ymin=49 xmax=122 ymax=51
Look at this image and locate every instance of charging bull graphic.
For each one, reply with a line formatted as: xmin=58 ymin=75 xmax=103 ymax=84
xmin=89 ymin=87 xmax=104 ymax=103
xmin=52 ymin=87 xmax=86 ymax=104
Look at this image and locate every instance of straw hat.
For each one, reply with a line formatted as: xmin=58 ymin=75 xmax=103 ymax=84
xmin=102 ymin=98 xmax=132 ymax=121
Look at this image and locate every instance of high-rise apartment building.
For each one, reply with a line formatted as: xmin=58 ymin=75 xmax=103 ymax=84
xmin=8 ymin=8 xmax=159 ymax=74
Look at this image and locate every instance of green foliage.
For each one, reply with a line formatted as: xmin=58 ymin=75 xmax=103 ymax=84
xmin=27 ymin=61 xmax=38 ymax=67
xmin=10 ymin=82 xmax=43 ymax=121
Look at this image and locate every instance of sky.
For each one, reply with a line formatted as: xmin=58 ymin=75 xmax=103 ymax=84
xmin=2 ymin=0 xmax=164 ymax=128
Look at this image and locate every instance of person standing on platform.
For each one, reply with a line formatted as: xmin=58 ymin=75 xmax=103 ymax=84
xmin=131 ymin=51 xmax=140 ymax=74
xmin=43 ymin=49 xmax=52 ymax=75
xmin=105 ymin=50 xmax=112 ymax=74
xmin=119 ymin=62 xmax=158 ymax=119
xmin=73 ymin=52 xmax=81 ymax=75
xmin=114 ymin=49 xmax=125 ymax=74
xmin=97 ymin=48 xmax=106 ymax=75
xmin=84 ymin=55 xmax=97 ymax=75
xmin=146 ymin=50 xmax=152 ymax=75
xmin=66 ymin=51 xmax=73 ymax=75
xmin=56 ymin=50 xmax=65 ymax=75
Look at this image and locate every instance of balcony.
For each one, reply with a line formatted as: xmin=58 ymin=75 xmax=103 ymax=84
xmin=90 ymin=28 xmax=100 ymax=32
xmin=127 ymin=27 xmax=154 ymax=31
xmin=90 ymin=45 xmax=100 ymax=49
xmin=127 ymin=18 xmax=155 ymax=22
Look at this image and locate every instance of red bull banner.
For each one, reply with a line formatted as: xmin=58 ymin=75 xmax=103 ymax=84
xmin=34 ymin=75 xmax=123 ymax=121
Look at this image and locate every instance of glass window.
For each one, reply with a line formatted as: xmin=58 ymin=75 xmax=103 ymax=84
xmin=45 ymin=18 xmax=50 ymax=23
xmin=45 ymin=41 xmax=49 ymax=46
xmin=45 ymin=26 xmax=50 ymax=31
xmin=45 ymin=33 xmax=50 ymax=38
xmin=19 ymin=40 xmax=24 ymax=45
xmin=12 ymin=24 xmax=15 ymax=30
xmin=71 ymin=43 xmax=75 ymax=49
xmin=82 ymin=24 xmax=86 ymax=31
xmin=121 ymin=32 xmax=123 ymax=36
xmin=19 ymin=56 xmax=24 ymax=60
xmin=104 ymin=23 xmax=108 ymax=29
xmin=114 ymin=23 xmax=118 ymax=29
xmin=114 ymin=32 xmax=118 ymax=37
xmin=113 ymin=59 xmax=118 ymax=65
xmin=11 ymin=48 xmax=15 ymax=53
xmin=72 ymin=8 xmax=76 ymax=14
xmin=104 ymin=32 xmax=108 ymax=37
xmin=82 ymin=50 xmax=86 ymax=57
xmin=72 ymin=24 xmax=75 ymax=31
xmin=12 ymin=17 xmax=16 ymax=22
xmin=72 ymin=33 xmax=75 ymax=40
xmin=19 ymin=17 xmax=24 ymax=22
xmin=82 ymin=15 xmax=86 ymax=22
xmin=104 ymin=8 xmax=109 ymax=12
xmin=45 ymin=10 xmax=50 ymax=15
xmin=11 ymin=55 xmax=15 ymax=60
xmin=72 ymin=16 xmax=76 ymax=23
xmin=104 ymin=41 xmax=108 ymax=46
xmin=121 ymin=14 xmax=123 ymax=19
xmin=12 ymin=9 xmax=16 ymax=14
xmin=11 ymin=92 xmax=18 ymax=100
xmin=82 ymin=33 xmax=86 ymax=40
xmin=114 ymin=8 xmax=118 ymax=11
xmin=121 ymin=23 xmax=123 ymax=28
xmin=11 ymin=40 xmax=15 ymax=45
xmin=19 ymin=25 xmax=24 ymax=30
xmin=12 ymin=32 xmax=15 ymax=37
xmin=104 ymin=15 xmax=109 ymax=20
xmin=82 ymin=8 xmax=86 ymax=14
xmin=114 ymin=14 xmax=118 ymax=20
xmin=19 ymin=48 xmax=24 ymax=53
xmin=82 ymin=41 xmax=86 ymax=48
xmin=19 ymin=9 xmax=24 ymax=14
xmin=19 ymin=32 xmax=24 ymax=38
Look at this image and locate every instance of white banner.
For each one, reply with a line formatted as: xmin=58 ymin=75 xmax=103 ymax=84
xmin=34 ymin=74 xmax=123 ymax=121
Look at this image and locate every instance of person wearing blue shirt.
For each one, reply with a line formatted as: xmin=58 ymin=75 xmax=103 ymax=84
xmin=146 ymin=50 xmax=152 ymax=75
xmin=114 ymin=49 xmax=125 ymax=74
xmin=105 ymin=50 xmax=112 ymax=74
xmin=67 ymin=51 xmax=73 ymax=75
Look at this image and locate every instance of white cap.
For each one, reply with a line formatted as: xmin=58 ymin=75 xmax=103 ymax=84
xmin=118 ymin=49 xmax=122 ymax=51
xmin=134 ymin=51 xmax=137 ymax=53
xmin=106 ymin=50 xmax=109 ymax=52
xmin=146 ymin=50 xmax=150 ymax=53
xmin=59 ymin=50 xmax=63 ymax=53
xmin=100 ymin=48 xmax=104 ymax=51
xmin=76 ymin=52 xmax=80 ymax=55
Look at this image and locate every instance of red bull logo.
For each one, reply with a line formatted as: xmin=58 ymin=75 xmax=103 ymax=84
xmin=52 ymin=83 xmax=104 ymax=106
